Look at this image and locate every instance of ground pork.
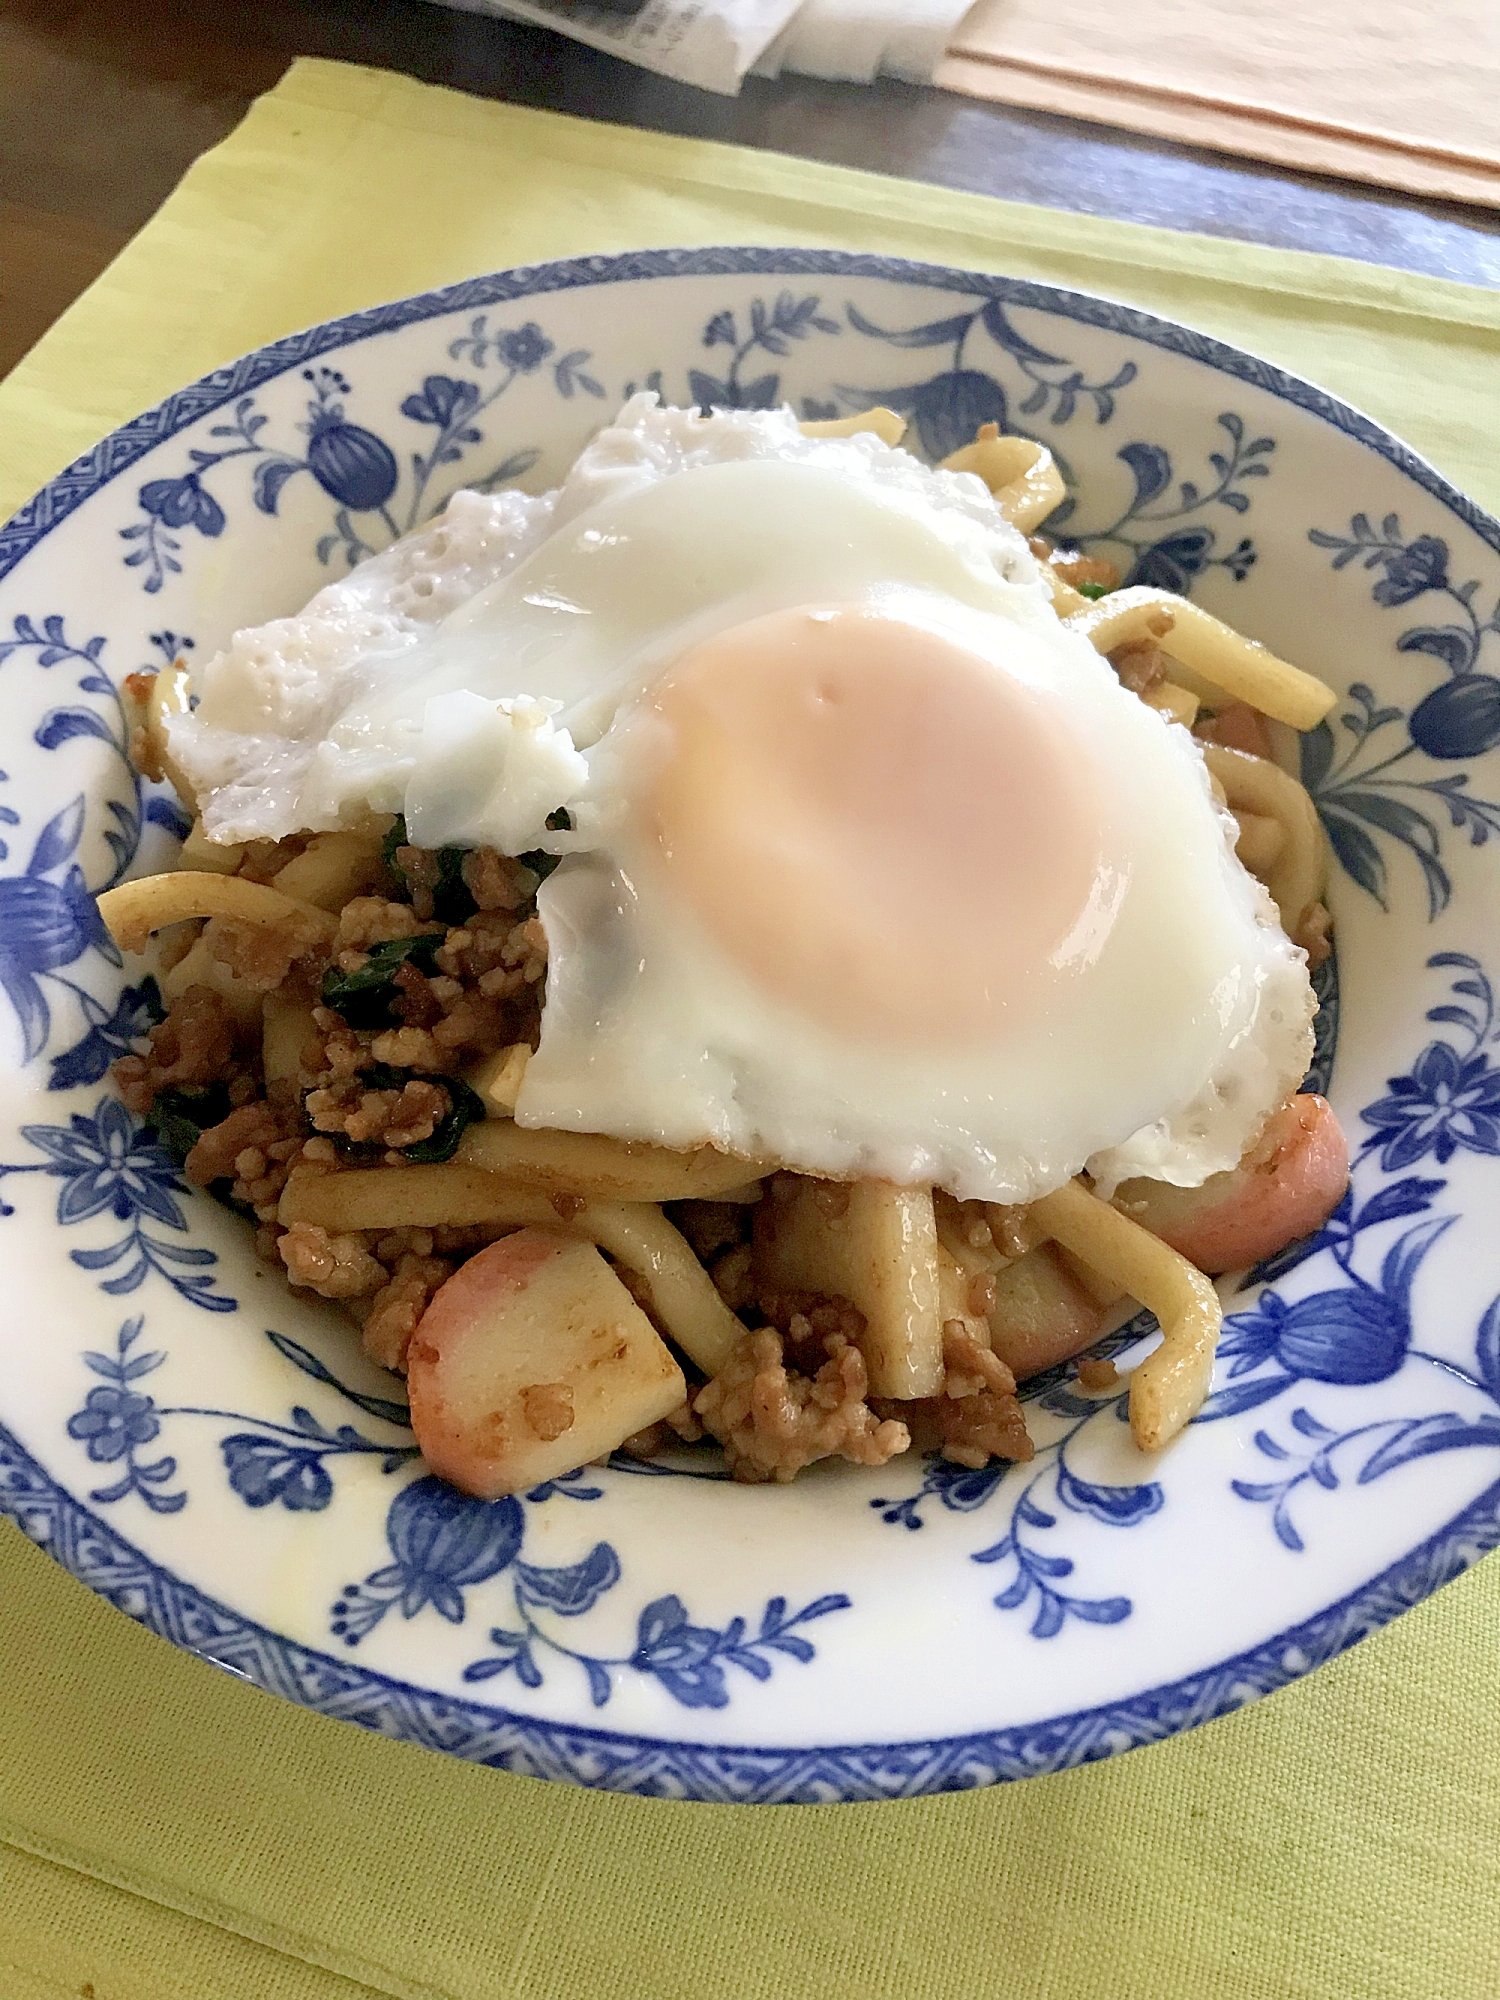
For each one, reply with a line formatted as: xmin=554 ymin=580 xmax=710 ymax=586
xmin=520 ymin=1382 xmax=574 ymax=1443
xmin=693 ymin=1327 xmax=909 ymax=1483
xmin=369 ymin=1005 xmax=506 ymax=1071
xmin=279 ymin=1222 xmax=388 ymax=1300
xmin=1108 ymin=637 xmax=1169 ymax=697
xmin=1029 ymin=539 xmax=1121 ymax=592
xmin=336 ymin=896 xmax=432 ymax=952
xmin=114 ymin=986 xmax=239 ymax=1116
xmin=183 ymin=1098 xmax=313 ymax=1219
xmin=936 ymin=1193 xmax=997 ymax=1256
xmin=710 ymin=1242 xmax=755 ymax=1310
xmin=203 ymin=914 xmax=313 ymax=992
xmin=304 ymin=1076 xmax=449 ymax=1149
xmin=122 ymin=670 xmax=165 ymax=782
xmin=928 ymin=1386 xmax=1035 ymax=1468
xmin=461 ymin=847 xmax=539 ymax=913
xmin=388 ymin=845 xmax=537 ymax=921
xmin=391 ymin=847 xmax=444 ymax=923
xmin=619 ymin=1400 xmax=706 ymax=1460
xmin=356 ymin=1253 xmax=455 ymax=1371
xmin=941 ymin=1326 xmax=1010 ymax=1400
xmin=874 ymin=1328 xmax=1036 ymax=1469
xmin=670 ymin=1200 xmax=752 ymax=1265
xmin=985 ymin=1202 xmax=1047 ymax=1262
xmin=434 ymin=909 xmax=546 ymax=989
xmin=755 ymin=1291 xmax=868 ymax=1373
xmin=1298 ymin=899 xmax=1333 ymax=969
xmin=1076 ymin=1355 xmax=1120 ymax=1391
xmin=304 ymin=907 xmax=547 ymax=1075
xmin=301 ymin=1008 xmax=370 ymax=1090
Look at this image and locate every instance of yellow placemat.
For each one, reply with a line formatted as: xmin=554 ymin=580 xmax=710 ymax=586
xmin=4 ymin=57 xmax=1500 ymax=2000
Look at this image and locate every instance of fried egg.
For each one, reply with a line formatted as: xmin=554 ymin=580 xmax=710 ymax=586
xmin=171 ymin=397 xmax=1316 ymax=1203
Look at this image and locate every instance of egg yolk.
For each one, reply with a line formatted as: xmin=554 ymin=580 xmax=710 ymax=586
xmin=638 ymin=603 xmax=1110 ymax=1046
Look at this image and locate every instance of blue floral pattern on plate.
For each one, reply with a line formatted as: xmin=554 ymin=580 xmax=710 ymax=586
xmin=62 ymin=1304 xmax=847 ymax=1713
xmin=1305 ymin=519 xmax=1500 ymax=915
xmin=119 ymin=321 xmax=604 ymax=590
xmin=2 ymin=248 xmax=1500 ymax=1801
xmin=0 ymin=1096 xmax=233 ymax=1311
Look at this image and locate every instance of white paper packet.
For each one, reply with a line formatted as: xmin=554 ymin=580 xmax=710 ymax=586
xmin=754 ymin=0 xmax=974 ymax=82
xmin=421 ymin=0 xmax=804 ymax=94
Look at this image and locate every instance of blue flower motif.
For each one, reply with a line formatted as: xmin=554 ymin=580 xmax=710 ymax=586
xmin=703 ymin=311 xmax=737 ymax=349
xmin=496 ymin=323 xmax=554 ymax=373
xmin=305 ymin=416 xmax=399 ymax=513
xmin=22 ymin=1097 xmax=186 ymax=1228
xmin=48 ymin=977 xmax=164 ymax=1091
xmin=1124 ymin=528 xmax=1213 ymax=593
xmin=1 ymin=1093 xmax=233 ymax=1309
xmin=1253 ymin=1288 xmax=1411 ymax=1387
xmin=463 ymin=1579 xmax=848 ymax=1710
xmin=906 ymin=370 xmax=1007 ymax=463
xmin=1205 ymin=1213 xmax=1456 ymax=1422
xmin=1305 ymin=523 xmax=1500 ymax=911
xmin=332 ymin=1475 xmax=524 ymax=1642
xmin=1407 ymin=674 xmax=1500 ymax=762
xmin=399 ymin=374 xmax=481 ymax=431
xmin=137 ymin=473 xmax=225 ymax=538
xmin=687 ymin=366 xmax=781 ymax=413
xmin=67 ymin=1383 xmax=160 ymax=1462
xmin=0 ymin=868 xmax=112 ymax=1059
xmin=384 ymin=1476 xmax=524 ymax=1619
xmin=1372 ymin=532 xmax=1448 ymax=607
xmin=630 ymin=1595 xmax=732 ymax=1708
xmin=221 ymin=1434 xmax=335 ymax=1512
xmin=1361 ymin=1041 xmax=1500 ymax=1169
xmin=68 ymin=1321 xmax=416 ymax=1521
xmin=0 ymin=790 xmax=124 ymax=1064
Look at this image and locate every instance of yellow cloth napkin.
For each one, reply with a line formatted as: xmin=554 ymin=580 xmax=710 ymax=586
xmin=941 ymin=0 xmax=1500 ymax=208
xmin=4 ymin=57 xmax=1500 ymax=2000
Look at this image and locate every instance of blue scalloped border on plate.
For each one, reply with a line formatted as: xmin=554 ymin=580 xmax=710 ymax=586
xmin=4 ymin=1417 xmax=1496 ymax=1801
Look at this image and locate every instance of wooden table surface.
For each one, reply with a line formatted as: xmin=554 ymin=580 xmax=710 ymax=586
xmin=4 ymin=0 xmax=1500 ymax=387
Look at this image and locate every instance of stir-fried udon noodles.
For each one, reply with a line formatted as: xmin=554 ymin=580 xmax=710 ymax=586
xmin=98 ymin=405 xmax=1351 ymax=1497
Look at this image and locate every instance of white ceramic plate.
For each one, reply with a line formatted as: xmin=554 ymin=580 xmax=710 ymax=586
xmin=4 ymin=249 xmax=1499 ymax=1803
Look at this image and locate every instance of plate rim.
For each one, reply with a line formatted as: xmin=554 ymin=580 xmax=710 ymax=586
xmin=5 ymin=1417 xmax=1497 ymax=1801
xmin=4 ymin=243 xmax=1500 ymax=1800
xmin=5 ymin=245 xmax=1500 ymax=576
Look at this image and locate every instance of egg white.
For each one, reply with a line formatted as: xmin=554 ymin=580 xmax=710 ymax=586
xmin=170 ymin=396 xmax=1316 ymax=1200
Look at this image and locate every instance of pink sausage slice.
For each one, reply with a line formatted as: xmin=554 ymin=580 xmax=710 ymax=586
xmin=1112 ymin=1095 xmax=1349 ymax=1276
xmin=407 ymin=1228 xmax=684 ymax=1498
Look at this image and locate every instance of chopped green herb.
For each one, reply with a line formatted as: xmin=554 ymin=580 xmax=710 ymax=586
xmin=336 ymin=1063 xmax=486 ymax=1164
xmin=379 ymin=814 xmax=407 ymax=876
xmin=380 ymin=815 xmax=477 ymax=926
xmin=148 ymin=1084 xmax=235 ymax=1170
xmin=320 ymin=931 xmax=446 ymax=1031
xmin=1076 ymin=580 xmax=1110 ymax=601
xmin=430 ymin=848 xmax=477 ymax=925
